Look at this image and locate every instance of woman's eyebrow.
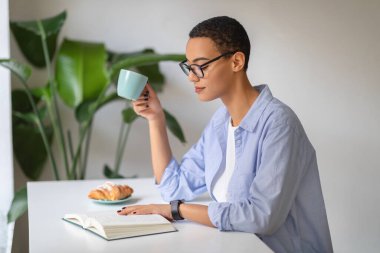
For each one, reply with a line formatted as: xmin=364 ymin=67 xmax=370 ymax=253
xmin=190 ymin=57 xmax=210 ymax=63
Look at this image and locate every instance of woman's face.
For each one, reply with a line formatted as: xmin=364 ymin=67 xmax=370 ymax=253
xmin=185 ymin=37 xmax=235 ymax=101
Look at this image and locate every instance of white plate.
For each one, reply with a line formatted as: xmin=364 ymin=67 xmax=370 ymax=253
xmin=91 ymin=195 xmax=132 ymax=204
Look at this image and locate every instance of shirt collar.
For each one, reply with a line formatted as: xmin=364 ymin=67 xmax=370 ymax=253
xmin=213 ymin=84 xmax=274 ymax=133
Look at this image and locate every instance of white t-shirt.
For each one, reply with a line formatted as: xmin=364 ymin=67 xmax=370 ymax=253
xmin=213 ymin=118 xmax=238 ymax=202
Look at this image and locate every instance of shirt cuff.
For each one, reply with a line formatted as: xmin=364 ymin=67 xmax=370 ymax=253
xmin=208 ymin=201 xmax=232 ymax=231
xmin=156 ymin=157 xmax=179 ymax=193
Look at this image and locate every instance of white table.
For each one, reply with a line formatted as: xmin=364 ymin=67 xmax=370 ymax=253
xmin=28 ymin=178 xmax=273 ymax=253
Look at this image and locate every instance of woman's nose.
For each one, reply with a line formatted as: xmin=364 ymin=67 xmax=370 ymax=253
xmin=187 ymin=71 xmax=199 ymax=82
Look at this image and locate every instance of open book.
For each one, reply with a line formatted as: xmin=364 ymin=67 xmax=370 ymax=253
xmin=63 ymin=211 xmax=177 ymax=240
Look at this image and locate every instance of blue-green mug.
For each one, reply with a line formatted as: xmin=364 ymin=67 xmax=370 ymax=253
xmin=117 ymin=69 xmax=148 ymax=100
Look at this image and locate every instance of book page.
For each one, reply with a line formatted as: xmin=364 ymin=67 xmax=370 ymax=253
xmin=63 ymin=213 xmax=88 ymax=227
xmin=63 ymin=211 xmax=176 ymax=240
xmin=86 ymin=211 xmax=170 ymax=227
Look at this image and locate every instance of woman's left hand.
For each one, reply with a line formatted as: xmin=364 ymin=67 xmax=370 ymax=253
xmin=117 ymin=204 xmax=173 ymax=221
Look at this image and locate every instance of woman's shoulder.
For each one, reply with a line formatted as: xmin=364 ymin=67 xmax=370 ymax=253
xmin=263 ymin=98 xmax=305 ymax=134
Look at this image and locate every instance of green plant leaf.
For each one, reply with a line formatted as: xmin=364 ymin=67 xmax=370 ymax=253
xmin=164 ymin=109 xmax=186 ymax=143
xmin=31 ymin=85 xmax=51 ymax=100
xmin=11 ymin=89 xmax=38 ymax=114
xmin=107 ymin=49 xmax=166 ymax=92
xmin=103 ymin=164 xmax=125 ymax=179
xmin=100 ymin=92 xmax=121 ymax=106
xmin=0 ymin=59 xmax=31 ymax=83
xmin=11 ymin=88 xmax=53 ymax=180
xmin=75 ymin=100 xmax=95 ymax=123
xmin=12 ymin=111 xmax=38 ymax=124
xmin=9 ymin=11 xmax=66 ymax=67
xmin=122 ymin=107 xmax=138 ymax=124
xmin=136 ymin=64 xmax=165 ymax=92
xmin=75 ymin=92 xmax=124 ymax=124
xmin=75 ymin=92 xmax=123 ymax=123
xmin=12 ymin=123 xmax=53 ymax=180
xmin=12 ymin=89 xmax=49 ymax=125
xmin=87 ymin=92 xmax=120 ymax=114
xmin=103 ymin=164 xmax=138 ymax=179
xmin=107 ymin=50 xmax=138 ymax=65
xmin=109 ymin=53 xmax=185 ymax=81
xmin=7 ymin=186 xmax=27 ymax=223
xmin=56 ymin=39 xmax=110 ymax=108
xmin=136 ymin=49 xmax=164 ymax=92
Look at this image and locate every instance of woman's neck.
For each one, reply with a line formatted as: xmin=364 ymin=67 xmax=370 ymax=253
xmin=221 ymin=74 xmax=259 ymax=127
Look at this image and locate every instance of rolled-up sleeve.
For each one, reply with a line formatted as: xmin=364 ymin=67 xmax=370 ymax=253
xmin=208 ymin=122 xmax=310 ymax=235
xmin=157 ymin=128 xmax=209 ymax=202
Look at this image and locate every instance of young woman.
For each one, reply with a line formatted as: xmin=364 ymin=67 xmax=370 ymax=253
xmin=118 ymin=16 xmax=333 ymax=253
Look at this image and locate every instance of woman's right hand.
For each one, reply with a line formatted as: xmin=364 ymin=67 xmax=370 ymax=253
xmin=132 ymin=83 xmax=164 ymax=122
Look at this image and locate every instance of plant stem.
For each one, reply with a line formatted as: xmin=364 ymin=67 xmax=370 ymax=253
xmin=20 ymin=80 xmax=60 ymax=180
xmin=114 ymin=120 xmax=125 ymax=169
xmin=67 ymin=130 xmax=74 ymax=163
xmin=71 ymin=124 xmax=86 ymax=180
xmin=80 ymin=122 xmax=93 ymax=179
xmin=37 ymin=20 xmax=70 ymax=179
xmin=79 ymin=128 xmax=83 ymax=179
xmin=69 ymin=84 xmax=111 ymax=178
xmin=115 ymin=123 xmax=132 ymax=174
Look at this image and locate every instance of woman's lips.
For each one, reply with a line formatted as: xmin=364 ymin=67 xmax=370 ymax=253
xmin=195 ymin=87 xmax=205 ymax=93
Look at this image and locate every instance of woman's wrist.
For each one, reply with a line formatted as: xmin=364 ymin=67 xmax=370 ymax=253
xmin=148 ymin=110 xmax=165 ymax=125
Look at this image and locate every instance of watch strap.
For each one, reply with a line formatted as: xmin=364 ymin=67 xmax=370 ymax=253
xmin=170 ymin=200 xmax=184 ymax=220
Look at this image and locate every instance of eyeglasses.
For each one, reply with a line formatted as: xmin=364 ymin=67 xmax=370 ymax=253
xmin=179 ymin=51 xmax=236 ymax=78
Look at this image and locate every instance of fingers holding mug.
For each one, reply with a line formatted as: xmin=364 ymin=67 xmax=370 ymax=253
xmin=132 ymin=100 xmax=149 ymax=115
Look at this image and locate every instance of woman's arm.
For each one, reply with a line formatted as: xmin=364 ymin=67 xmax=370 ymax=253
xmin=132 ymin=84 xmax=172 ymax=184
xmin=133 ymin=83 xmax=207 ymax=201
xmin=148 ymin=114 xmax=172 ymax=184
xmin=117 ymin=203 xmax=215 ymax=228
xmin=179 ymin=203 xmax=215 ymax=227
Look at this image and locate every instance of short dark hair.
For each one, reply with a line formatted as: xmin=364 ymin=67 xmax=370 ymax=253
xmin=189 ymin=16 xmax=251 ymax=71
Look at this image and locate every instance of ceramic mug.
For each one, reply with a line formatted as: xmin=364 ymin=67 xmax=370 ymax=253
xmin=117 ymin=69 xmax=148 ymax=100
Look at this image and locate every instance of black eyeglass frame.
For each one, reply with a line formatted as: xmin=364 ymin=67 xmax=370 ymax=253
xmin=179 ymin=51 xmax=237 ymax=78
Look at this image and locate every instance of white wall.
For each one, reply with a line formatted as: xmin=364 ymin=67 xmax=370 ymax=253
xmin=0 ymin=0 xmax=14 ymax=252
xmin=9 ymin=0 xmax=380 ymax=252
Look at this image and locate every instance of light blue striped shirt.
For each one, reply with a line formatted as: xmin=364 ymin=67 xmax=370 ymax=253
xmin=157 ymin=85 xmax=333 ymax=253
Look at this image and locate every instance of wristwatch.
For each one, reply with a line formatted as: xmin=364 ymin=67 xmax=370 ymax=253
xmin=170 ymin=200 xmax=184 ymax=220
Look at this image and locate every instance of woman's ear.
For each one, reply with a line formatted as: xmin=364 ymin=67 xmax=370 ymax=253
xmin=231 ymin=52 xmax=245 ymax=72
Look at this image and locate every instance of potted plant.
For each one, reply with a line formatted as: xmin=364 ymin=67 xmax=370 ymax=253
xmin=0 ymin=11 xmax=186 ymax=223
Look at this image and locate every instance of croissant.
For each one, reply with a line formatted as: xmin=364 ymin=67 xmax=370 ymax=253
xmin=88 ymin=182 xmax=134 ymax=201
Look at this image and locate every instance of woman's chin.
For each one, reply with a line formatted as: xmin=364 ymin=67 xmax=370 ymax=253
xmin=197 ymin=94 xmax=217 ymax=102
